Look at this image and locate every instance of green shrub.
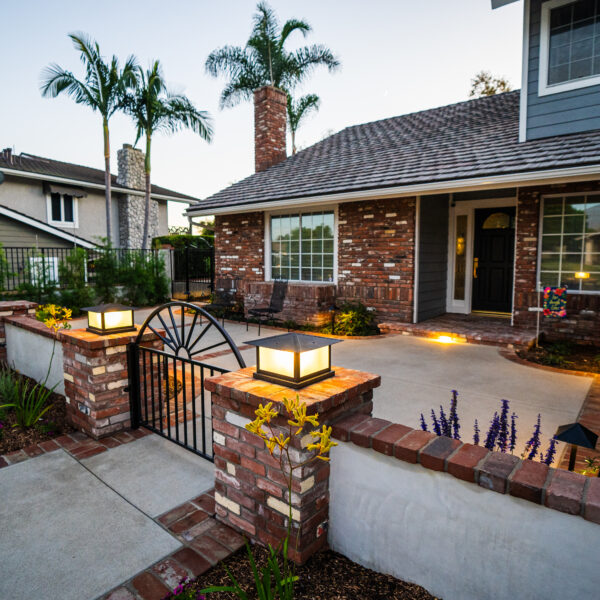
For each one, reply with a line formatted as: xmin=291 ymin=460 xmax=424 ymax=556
xmin=152 ymin=233 xmax=214 ymax=249
xmin=333 ymin=301 xmax=379 ymax=336
xmin=91 ymin=243 xmax=120 ymax=303
xmin=0 ymin=376 xmax=54 ymax=428
xmin=121 ymin=251 xmax=169 ymax=306
xmin=0 ymin=243 xmax=13 ymax=292
xmin=17 ymin=251 xmax=59 ymax=304
xmin=58 ymin=248 xmax=95 ymax=315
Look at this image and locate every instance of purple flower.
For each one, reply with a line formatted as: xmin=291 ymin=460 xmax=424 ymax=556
xmin=484 ymin=413 xmax=500 ymax=450
xmin=449 ymin=390 xmax=460 ymax=440
xmin=473 ymin=419 xmax=480 ymax=446
xmin=510 ymin=412 xmax=518 ymax=454
xmin=542 ymin=437 xmax=559 ymax=466
xmin=497 ymin=400 xmax=510 ymax=453
xmin=431 ymin=409 xmax=441 ymax=436
xmin=439 ymin=405 xmax=451 ymax=437
xmin=420 ymin=413 xmax=429 ymax=432
xmin=525 ymin=414 xmax=542 ymax=460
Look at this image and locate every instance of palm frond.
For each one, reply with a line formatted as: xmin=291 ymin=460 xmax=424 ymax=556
xmin=39 ymin=64 xmax=96 ymax=108
xmin=280 ymin=18 xmax=311 ymax=47
xmin=287 ymin=93 xmax=320 ymax=133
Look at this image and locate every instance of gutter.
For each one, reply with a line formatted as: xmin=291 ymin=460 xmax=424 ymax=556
xmin=0 ymin=167 xmax=196 ymax=204
xmin=186 ymin=164 xmax=600 ymax=216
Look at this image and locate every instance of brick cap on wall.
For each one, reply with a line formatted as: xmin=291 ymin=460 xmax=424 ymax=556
xmin=0 ymin=300 xmax=37 ymax=312
xmin=331 ymin=416 xmax=600 ymax=526
xmin=205 ymin=366 xmax=381 ymax=414
xmin=59 ymin=324 xmax=157 ymax=350
xmin=4 ymin=314 xmax=57 ymax=340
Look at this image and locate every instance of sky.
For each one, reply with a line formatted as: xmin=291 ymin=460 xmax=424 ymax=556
xmin=1 ymin=0 xmax=523 ymax=228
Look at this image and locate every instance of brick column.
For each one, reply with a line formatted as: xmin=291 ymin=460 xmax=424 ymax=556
xmin=0 ymin=300 xmax=37 ymax=361
xmin=60 ymin=327 xmax=162 ymax=439
xmin=205 ymin=366 xmax=380 ymax=564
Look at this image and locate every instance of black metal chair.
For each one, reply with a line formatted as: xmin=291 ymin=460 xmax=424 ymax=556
xmin=246 ymin=280 xmax=288 ymax=335
xmin=203 ymin=278 xmax=239 ymax=326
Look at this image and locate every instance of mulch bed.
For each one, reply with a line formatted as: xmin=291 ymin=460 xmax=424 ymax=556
xmin=167 ymin=546 xmax=438 ymax=600
xmin=0 ymin=373 xmax=74 ymax=454
xmin=517 ymin=341 xmax=600 ymax=374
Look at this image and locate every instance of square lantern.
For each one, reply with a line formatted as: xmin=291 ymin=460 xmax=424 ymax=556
xmin=245 ymin=332 xmax=342 ymax=389
xmin=82 ymin=303 xmax=136 ymax=335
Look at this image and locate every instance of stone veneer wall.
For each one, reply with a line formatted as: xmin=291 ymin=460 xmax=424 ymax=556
xmin=117 ymin=144 xmax=159 ymax=248
xmin=337 ymin=197 xmax=416 ymax=322
xmin=514 ymin=181 xmax=600 ymax=342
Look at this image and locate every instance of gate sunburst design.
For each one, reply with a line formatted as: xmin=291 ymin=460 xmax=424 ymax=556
xmin=127 ymin=301 xmax=246 ymax=460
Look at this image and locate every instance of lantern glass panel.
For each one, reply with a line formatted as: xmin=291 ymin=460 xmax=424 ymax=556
xmin=299 ymin=346 xmax=329 ymax=378
xmin=259 ymin=347 xmax=294 ymax=378
xmin=88 ymin=311 xmax=103 ymax=330
xmin=104 ymin=310 xmax=133 ymax=330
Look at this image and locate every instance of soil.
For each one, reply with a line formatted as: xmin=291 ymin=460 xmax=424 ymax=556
xmin=164 ymin=546 xmax=439 ymax=600
xmin=0 ymin=372 xmax=74 ymax=454
xmin=517 ymin=341 xmax=600 ymax=374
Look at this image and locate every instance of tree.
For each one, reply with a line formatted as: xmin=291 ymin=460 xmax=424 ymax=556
xmin=205 ymin=2 xmax=339 ymax=108
xmin=40 ymin=33 xmax=137 ymax=243
xmin=124 ymin=61 xmax=212 ymax=249
xmin=469 ymin=70 xmax=512 ymax=97
xmin=287 ymin=93 xmax=320 ymax=154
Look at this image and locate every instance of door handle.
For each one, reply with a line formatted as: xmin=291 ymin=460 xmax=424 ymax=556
xmin=473 ymin=257 xmax=479 ymax=279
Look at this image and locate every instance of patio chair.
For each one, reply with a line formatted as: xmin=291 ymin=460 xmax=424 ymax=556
xmin=246 ymin=279 xmax=288 ymax=335
xmin=203 ymin=278 xmax=239 ymax=326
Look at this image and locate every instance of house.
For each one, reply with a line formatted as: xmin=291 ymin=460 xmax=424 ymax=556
xmin=187 ymin=0 xmax=600 ymax=342
xmin=0 ymin=144 xmax=198 ymax=250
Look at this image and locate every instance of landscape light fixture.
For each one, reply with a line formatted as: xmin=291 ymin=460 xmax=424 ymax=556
xmin=245 ymin=332 xmax=341 ymax=389
xmin=575 ymin=272 xmax=590 ymax=279
xmin=554 ymin=422 xmax=598 ymax=472
xmin=82 ymin=303 xmax=136 ymax=336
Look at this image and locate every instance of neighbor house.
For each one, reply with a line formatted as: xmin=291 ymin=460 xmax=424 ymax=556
xmin=187 ymin=0 xmax=600 ymax=342
xmin=0 ymin=143 xmax=198 ymax=250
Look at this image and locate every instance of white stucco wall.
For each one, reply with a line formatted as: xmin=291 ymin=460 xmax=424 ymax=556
xmin=329 ymin=442 xmax=600 ymax=600
xmin=5 ymin=324 xmax=64 ymax=395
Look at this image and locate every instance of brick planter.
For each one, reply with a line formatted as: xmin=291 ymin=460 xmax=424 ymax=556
xmin=205 ymin=366 xmax=380 ymax=564
xmin=60 ymin=327 xmax=162 ymax=439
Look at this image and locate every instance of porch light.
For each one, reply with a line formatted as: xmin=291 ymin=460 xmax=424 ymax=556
xmin=82 ymin=303 xmax=136 ymax=336
xmin=245 ymin=332 xmax=341 ymax=389
xmin=575 ymin=272 xmax=590 ymax=279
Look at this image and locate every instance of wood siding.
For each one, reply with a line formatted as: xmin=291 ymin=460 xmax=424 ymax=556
xmin=526 ymin=0 xmax=600 ymax=140
xmin=0 ymin=215 xmax=73 ymax=248
xmin=417 ymin=195 xmax=448 ymax=322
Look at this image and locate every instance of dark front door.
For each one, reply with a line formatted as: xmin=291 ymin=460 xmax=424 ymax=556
xmin=472 ymin=207 xmax=515 ymax=313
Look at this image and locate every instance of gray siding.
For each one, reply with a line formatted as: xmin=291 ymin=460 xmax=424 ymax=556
xmin=527 ymin=0 xmax=600 ymax=140
xmin=417 ymin=195 xmax=448 ymax=322
xmin=0 ymin=215 xmax=74 ymax=248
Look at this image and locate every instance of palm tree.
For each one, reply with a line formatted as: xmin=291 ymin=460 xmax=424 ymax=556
xmin=205 ymin=2 xmax=339 ymax=108
xmin=40 ymin=33 xmax=137 ymax=243
xmin=287 ymin=93 xmax=320 ymax=155
xmin=124 ymin=61 xmax=212 ymax=249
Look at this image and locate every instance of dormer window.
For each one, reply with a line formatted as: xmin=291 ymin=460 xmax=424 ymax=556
xmin=539 ymin=0 xmax=600 ymax=95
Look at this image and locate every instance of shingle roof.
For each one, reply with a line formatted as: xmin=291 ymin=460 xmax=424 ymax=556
xmin=0 ymin=151 xmax=198 ymax=202
xmin=193 ymin=91 xmax=600 ymax=211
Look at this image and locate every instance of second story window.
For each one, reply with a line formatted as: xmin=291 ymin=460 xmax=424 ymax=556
xmin=48 ymin=192 xmax=77 ymax=227
xmin=540 ymin=0 xmax=600 ymax=94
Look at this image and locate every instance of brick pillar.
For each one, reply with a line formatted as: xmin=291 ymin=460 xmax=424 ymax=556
xmin=254 ymin=85 xmax=287 ymax=173
xmin=205 ymin=366 xmax=380 ymax=563
xmin=0 ymin=300 xmax=37 ymax=361
xmin=60 ymin=326 xmax=162 ymax=439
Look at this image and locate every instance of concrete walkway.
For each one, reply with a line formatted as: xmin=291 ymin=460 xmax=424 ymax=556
xmin=0 ymin=430 xmax=221 ymax=600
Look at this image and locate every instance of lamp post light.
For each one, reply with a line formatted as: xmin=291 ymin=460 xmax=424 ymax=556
xmin=246 ymin=332 xmax=341 ymax=389
xmin=554 ymin=422 xmax=599 ymax=473
xmin=82 ymin=303 xmax=136 ymax=336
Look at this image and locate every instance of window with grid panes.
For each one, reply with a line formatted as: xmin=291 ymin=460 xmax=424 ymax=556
xmin=270 ymin=211 xmax=335 ymax=282
xmin=540 ymin=195 xmax=600 ymax=291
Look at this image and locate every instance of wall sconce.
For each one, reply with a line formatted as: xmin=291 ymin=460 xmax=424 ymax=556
xmin=575 ymin=272 xmax=590 ymax=280
xmin=82 ymin=303 xmax=136 ymax=336
xmin=246 ymin=332 xmax=341 ymax=389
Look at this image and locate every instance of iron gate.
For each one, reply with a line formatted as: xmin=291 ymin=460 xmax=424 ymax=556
xmin=170 ymin=247 xmax=214 ymax=300
xmin=127 ymin=301 xmax=246 ymax=460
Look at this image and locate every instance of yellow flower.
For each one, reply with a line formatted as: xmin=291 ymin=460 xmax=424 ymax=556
xmin=307 ymin=425 xmax=338 ymax=457
xmin=255 ymin=402 xmax=278 ymax=424
xmin=44 ymin=317 xmax=58 ymax=331
xmin=62 ymin=308 xmax=72 ymax=320
xmin=288 ymin=402 xmax=319 ymax=434
xmin=282 ymin=395 xmax=299 ymax=414
xmin=245 ymin=418 xmax=267 ymax=439
xmin=273 ymin=433 xmax=290 ymax=450
xmin=264 ymin=437 xmax=277 ymax=455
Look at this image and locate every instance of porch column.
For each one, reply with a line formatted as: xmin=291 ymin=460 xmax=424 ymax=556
xmin=205 ymin=366 xmax=380 ymax=564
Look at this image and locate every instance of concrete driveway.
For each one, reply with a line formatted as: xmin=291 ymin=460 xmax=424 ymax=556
xmin=207 ymin=321 xmax=593 ymax=457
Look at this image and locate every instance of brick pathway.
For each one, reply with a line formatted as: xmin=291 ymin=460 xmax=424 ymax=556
xmin=0 ymin=429 xmax=243 ymax=600
xmin=380 ymin=313 xmax=537 ymax=348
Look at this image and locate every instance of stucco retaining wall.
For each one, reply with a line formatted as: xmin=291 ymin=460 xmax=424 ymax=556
xmin=5 ymin=322 xmax=64 ymax=395
xmin=329 ymin=441 xmax=600 ymax=600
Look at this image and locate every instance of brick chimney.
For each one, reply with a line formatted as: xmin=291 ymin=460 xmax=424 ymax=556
xmin=254 ymin=85 xmax=287 ymax=172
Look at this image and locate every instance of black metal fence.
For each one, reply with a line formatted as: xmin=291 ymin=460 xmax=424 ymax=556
xmin=169 ymin=247 xmax=214 ymax=300
xmin=0 ymin=247 xmax=162 ymax=292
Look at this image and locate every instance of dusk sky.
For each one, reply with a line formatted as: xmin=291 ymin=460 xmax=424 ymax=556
xmin=2 ymin=0 xmax=523 ymax=226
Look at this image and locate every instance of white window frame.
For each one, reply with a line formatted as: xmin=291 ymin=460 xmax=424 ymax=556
xmin=446 ymin=197 xmax=518 ymax=314
xmin=46 ymin=192 xmax=79 ymax=228
xmin=537 ymin=192 xmax=600 ymax=295
xmin=539 ymin=0 xmax=600 ymax=97
xmin=264 ymin=206 xmax=338 ymax=285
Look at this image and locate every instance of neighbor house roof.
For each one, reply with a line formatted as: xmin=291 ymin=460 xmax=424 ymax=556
xmin=0 ymin=151 xmax=199 ymax=203
xmin=188 ymin=91 xmax=600 ymax=215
